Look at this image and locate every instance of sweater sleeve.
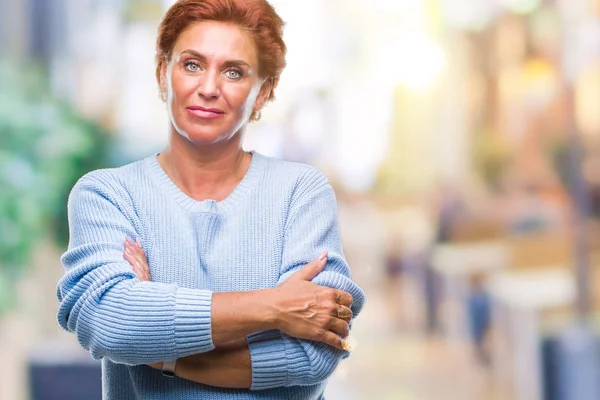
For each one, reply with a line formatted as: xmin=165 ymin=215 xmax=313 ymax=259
xmin=246 ymin=168 xmax=366 ymax=390
xmin=56 ymin=173 xmax=215 ymax=365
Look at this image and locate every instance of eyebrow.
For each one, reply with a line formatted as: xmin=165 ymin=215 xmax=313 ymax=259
xmin=180 ymin=49 xmax=252 ymax=69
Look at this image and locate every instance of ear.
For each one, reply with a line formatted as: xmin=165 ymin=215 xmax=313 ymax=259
xmin=253 ymin=77 xmax=274 ymax=112
xmin=159 ymin=59 xmax=168 ymax=97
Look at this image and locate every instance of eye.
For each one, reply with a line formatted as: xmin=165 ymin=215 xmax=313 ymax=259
xmin=183 ymin=60 xmax=201 ymax=73
xmin=225 ymin=69 xmax=243 ymax=80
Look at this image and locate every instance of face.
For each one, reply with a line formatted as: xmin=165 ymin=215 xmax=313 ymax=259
xmin=161 ymin=21 xmax=270 ymax=145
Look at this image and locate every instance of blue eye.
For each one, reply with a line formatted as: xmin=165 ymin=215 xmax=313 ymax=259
xmin=225 ymin=69 xmax=242 ymax=79
xmin=183 ymin=61 xmax=200 ymax=72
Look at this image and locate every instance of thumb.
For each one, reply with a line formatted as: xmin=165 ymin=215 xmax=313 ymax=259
xmin=288 ymin=251 xmax=328 ymax=282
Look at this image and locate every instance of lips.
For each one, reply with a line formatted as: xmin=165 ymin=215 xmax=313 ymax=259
xmin=186 ymin=106 xmax=225 ymax=119
xmin=187 ymin=106 xmax=224 ymax=114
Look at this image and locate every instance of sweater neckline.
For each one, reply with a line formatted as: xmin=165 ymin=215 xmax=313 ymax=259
xmin=143 ymin=150 xmax=266 ymax=214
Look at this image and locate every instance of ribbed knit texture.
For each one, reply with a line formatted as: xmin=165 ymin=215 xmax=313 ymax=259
xmin=56 ymin=151 xmax=366 ymax=400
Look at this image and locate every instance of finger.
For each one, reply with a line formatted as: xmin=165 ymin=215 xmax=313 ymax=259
xmin=133 ymin=267 xmax=143 ymax=280
xmin=127 ymin=241 xmax=142 ymax=255
xmin=132 ymin=247 xmax=146 ymax=262
xmin=126 ymin=243 xmax=145 ymax=263
xmin=319 ymin=331 xmax=345 ymax=351
xmin=123 ymin=252 xmax=137 ymax=267
xmin=135 ymin=257 xmax=150 ymax=277
xmin=341 ymin=336 xmax=354 ymax=351
xmin=135 ymin=238 xmax=142 ymax=249
xmin=334 ymin=290 xmax=353 ymax=307
xmin=132 ymin=260 xmax=142 ymax=272
xmin=288 ymin=251 xmax=328 ymax=282
xmin=333 ymin=305 xmax=353 ymax=322
xmin=133 ymin=244 xmax=148 ymax=261
xmin=328 ymin=318 xmax=350 ymax=338
xmin=124 ymin=241 xmax=140 ymax=260
xmin=132 ymin=266 xmax=143 ymax=280
xmin=125 ymin=237 xmax=134 ymax=246
xmin=137 ymin=254 xmax=148 ymax=268
xmin=134 ymin=262 xmax=150 ymax=281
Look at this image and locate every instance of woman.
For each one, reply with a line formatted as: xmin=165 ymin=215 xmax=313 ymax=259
xmin=56 ymin=0 xmax=365 ymax=399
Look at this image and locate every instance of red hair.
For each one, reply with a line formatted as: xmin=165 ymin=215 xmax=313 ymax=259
xmin=156 ymin=0 xmax=287 ymax=119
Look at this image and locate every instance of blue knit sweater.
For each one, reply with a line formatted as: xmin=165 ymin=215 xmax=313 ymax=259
xmin=56 ymin=151 xmax=366 ymax=400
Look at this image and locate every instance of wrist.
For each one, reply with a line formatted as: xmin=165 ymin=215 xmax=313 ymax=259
xmin=211 ymin=290 xmax=279 ymax=345
xmin=258 ymin=288 xmax=280 ymax=330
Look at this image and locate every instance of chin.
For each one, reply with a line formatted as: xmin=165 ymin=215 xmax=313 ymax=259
xmin=178 ymin=123 xmax=235 ymax=145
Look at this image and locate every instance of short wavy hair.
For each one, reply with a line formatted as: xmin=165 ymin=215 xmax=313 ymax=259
xmin=156 ymin=0 xmax=287 ymax=121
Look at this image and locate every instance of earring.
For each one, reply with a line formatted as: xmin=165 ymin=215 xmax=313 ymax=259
xmin=254 ymin=109 xmax=262 ymax=121
xmin=160 ymin=91 xmax=167 ymax=102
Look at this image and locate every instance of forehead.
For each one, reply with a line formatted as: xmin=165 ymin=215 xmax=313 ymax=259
xmin=174 ymin=20 xmax=258 ymax=66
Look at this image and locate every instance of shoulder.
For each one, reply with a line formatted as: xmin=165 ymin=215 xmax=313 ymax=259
xmin=258 ymin=153 xmax=331 ymax=194
xmin=256 ymin=153 xmax=335 ymax=209
xmin=69 ymin=156 xmax=152 ymax=206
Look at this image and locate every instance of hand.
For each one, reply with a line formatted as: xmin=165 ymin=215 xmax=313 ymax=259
xmin=123 ymin=237 xmax=151 ymax=281
xmin=270 ymin=251 xmax=353 ymax=350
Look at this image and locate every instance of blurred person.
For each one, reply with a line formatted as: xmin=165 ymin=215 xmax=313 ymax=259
xmin=434 ymin=184 xmax=466 ymax=243
xmin=420 ymin=186 xmax=466 ymax=335
xmin=384 ymin=237 xmax=404 ymax=283
xmin=55 ymin=1 xmax=365 ymax=399
xmin=465 ymin=273 xmax=491 ymax=366
xmin=383 ymin=239 xmax=405 ymax=330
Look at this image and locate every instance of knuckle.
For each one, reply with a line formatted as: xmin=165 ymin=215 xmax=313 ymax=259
xmin=326 ymin=316 xmax=336 ymax=328
xmin=332 ymin=335 xmax=342 ymax=347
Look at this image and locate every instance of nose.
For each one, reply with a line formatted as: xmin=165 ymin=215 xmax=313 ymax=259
xmin=197 ymin=70 xmax=220 ymax=100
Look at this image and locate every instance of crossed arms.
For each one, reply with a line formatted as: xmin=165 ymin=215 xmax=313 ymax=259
xmin=56 ymin=171 xmax=365 ymax=390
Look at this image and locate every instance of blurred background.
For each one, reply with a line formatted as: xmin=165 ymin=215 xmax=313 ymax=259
xmin=2 ymin=0 xmax=600 ymax=399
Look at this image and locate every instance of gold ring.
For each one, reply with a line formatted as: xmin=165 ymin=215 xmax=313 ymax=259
xmin=337 ymin=307 xmax=351 ymax=319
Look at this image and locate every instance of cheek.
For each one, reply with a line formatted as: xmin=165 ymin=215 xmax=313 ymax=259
xmin=170 ymin=73 xmax=199 ymax=101
xmin=223 ymin=87 xmax=254 ymax=112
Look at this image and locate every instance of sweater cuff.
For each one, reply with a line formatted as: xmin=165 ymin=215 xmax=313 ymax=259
xmin=174 ymin=288 xmax=215 ymax=355
xmin=280 ymin=333 xmax=314 ymax=383
xmin=247 ymin=330 xmax=288 ymax=390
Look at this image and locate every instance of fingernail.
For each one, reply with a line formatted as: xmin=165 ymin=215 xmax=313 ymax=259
xmin=318 ymin=251 xmax=328 ymax=261
xmin=126 ymin=237 xmax=133 ymax=245
xmin=341 ymin=336 xmax=356 ymax=351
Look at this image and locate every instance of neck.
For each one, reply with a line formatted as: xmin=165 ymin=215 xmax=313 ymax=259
xmin=157 ymin=129 xmax=251 ymax=202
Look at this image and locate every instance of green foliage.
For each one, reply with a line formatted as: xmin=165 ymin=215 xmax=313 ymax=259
xmin=0 ymin=61 xmax=112 ymax=314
